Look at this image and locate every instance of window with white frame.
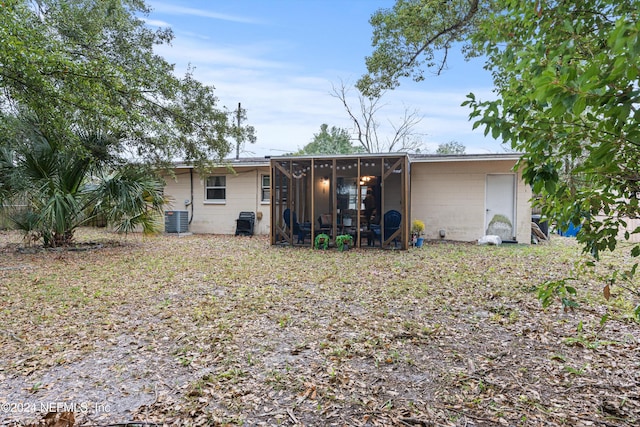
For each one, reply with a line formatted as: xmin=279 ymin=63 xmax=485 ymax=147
xmin=205 ymin=176 xmax=226 ymax=202
xmin=261 ymin=175 xmax=270 ymax=202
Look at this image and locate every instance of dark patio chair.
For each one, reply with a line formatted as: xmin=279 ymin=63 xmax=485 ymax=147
xmin=371 ymin=209 xmax=402 ymax=247
xmin=283 ymin=208 xmax=311 ymax=244
xmin=235 ymin=211 xmax=255 ymax=236
xmin=317 ymin=213 xmax=333 ymax=235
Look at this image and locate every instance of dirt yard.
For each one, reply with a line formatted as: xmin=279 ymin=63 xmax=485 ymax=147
xmin=0 ymin=229 xmax=638 ymax=426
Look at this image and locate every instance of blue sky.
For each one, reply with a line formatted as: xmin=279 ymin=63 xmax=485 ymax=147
xmin=145 ymin=1 xmax=504 ymax=157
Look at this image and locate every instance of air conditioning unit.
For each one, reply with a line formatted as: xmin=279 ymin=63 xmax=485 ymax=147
xmin=165 ymin=210 xmax=188 ymax=233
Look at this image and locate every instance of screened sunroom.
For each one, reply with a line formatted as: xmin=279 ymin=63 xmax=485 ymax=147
xmin=270 ymin=154 xmax=409 ymax=249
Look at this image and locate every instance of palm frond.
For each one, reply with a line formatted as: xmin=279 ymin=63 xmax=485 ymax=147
xmin=95 ymin=167 xmax=166 ymax=235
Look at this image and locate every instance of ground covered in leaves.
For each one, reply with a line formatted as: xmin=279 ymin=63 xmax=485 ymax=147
xmin=0 ymin=229 xmax=638 ymax=426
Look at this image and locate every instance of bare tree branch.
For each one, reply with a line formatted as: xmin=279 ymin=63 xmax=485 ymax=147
xmin=330 ymin=80 xmax=423 ymax=153
xmin=331 ymin=82 xmax=368 ymax=152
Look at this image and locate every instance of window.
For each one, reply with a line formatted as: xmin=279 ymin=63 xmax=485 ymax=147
xmin=205 ymin=176 xmax=226 ymax=202
xmin=261 ymin=175 xmax=270 ymax=202
xmin=337 ymin=178 xmax=359 ymax=210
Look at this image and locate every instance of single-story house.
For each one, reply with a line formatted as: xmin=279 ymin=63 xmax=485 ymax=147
xmin=162 ymin=153 xmax=532 ymax=248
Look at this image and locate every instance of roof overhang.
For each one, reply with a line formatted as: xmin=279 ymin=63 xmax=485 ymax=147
xmin=408 ymin=153 xmax=522 ymax=163
xmin=172 ymin=158 xmax=271 ymax=169
xmin=270 ymin=153 xmax=409 ymax=161
xmin=170 ymin=153 xmax=522 ymax=169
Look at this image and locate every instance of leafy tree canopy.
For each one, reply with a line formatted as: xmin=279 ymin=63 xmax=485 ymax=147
xmin=359 ymin=0 xmax=640 ymax=317
xmin=292 ymin=124 xmax=365 ymax=156
xmin=357 ymin=0 xmax=490 ymax=98
xmin=0 ymin=0 xmax=251 ymax=246
xmin=0 ymin=0 xmax=234 ymax=168
xmin=436 ymin=141 xmax=466 ymax=154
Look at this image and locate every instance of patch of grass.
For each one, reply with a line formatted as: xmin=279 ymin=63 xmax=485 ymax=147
xmin=216 ymin=368 xmax=246 ymax=383
xmin=277 ymin=314 xmax=292 ymax=328
xmin=563 ymin=364 xmax=588 ymax=376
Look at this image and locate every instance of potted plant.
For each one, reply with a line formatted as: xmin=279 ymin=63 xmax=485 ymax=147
xmin=314 ymin=233 xmax=330 ymax=250
xmin=411 ymin=219 xmax=425 ymax=247
xmin=335 ymin=234 xmax=353 ymax=251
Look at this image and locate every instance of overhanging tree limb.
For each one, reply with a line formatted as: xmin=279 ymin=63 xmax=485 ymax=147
xmin=360 ymin=0 xmax=640 ymax=319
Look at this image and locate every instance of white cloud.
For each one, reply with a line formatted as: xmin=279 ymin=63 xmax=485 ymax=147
xmin=154 ymin=40 xmax=289 ymax=71
xmin=148 ymin=2 xmax=261 ymax=24
xmin=216 ymin=76 xmax=502 ymax=157
xmin=141 ymin=18 xmax=170 ymax=28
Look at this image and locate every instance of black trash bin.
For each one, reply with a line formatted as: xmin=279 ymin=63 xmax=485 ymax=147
xmin=235 ymin=211 xmax=255 ymax=236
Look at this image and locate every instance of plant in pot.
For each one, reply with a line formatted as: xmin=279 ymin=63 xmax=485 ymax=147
xmin=335 ymin=234 xmax=353 ymax=251
xmin=314 ymin=233 xmax=330 ymax=250
xmin=411 ymin=219 xmax=425 ymax=247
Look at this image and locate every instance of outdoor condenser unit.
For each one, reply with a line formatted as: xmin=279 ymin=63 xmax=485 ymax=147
xmin=165 ymin=210 xmax=189 ymax=233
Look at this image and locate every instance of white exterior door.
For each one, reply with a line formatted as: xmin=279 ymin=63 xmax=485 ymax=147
xmin=485 ymin=174 xmax=516 ymax=241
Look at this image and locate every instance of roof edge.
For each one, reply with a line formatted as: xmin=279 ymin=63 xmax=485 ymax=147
xmin=409 ymin=153 xmax=522 ymax=163
xmin=170 ymin=153 xmax=523 ymax=168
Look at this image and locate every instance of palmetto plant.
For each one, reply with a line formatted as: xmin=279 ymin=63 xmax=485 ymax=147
xmin=3 ymin=130 xmax=166 ymax=247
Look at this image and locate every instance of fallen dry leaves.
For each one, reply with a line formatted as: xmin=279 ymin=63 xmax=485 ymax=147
xmin=0 ymin=229 xmax=638 ymax=426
